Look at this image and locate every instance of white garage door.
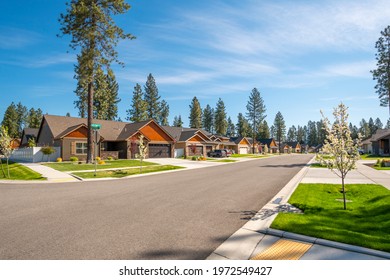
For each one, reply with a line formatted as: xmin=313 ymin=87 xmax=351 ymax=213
xmin=239 ymin=147 xmax=248 ymax=154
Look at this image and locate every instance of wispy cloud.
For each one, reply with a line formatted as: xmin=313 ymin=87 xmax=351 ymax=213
xmin=322 ymin=61 xmax=375 ymax=78
xmin=0 ymin=53 xmax=75 ymax=68
xmin=0 ymin=26 xmax=41 ymax=49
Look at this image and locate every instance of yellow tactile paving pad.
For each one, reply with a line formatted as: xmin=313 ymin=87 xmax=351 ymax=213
xmin=251 ymin=239 xmax=312 ymax=260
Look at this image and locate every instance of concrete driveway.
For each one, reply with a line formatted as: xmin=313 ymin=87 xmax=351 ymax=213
xmin=0 ymin=154 xmax=312 ymax=260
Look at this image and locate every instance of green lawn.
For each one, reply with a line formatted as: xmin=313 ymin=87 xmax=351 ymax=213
xmin=360 ymin=154 xmax=390 ymax=160
xmin=373 ymin=166 xmax=390 ymax=170
xmin=310 ymin=163 xmax=327 ymax=168
xmin=230 ymin=154 xmax=268 ymax=158
xmin=72 ymin=165 xmax=184 ymax=179
xmin=0 ymin=160 xmax=44 ymax=180
xmin=214 ymin=159 xmax=237 ymax=163
xmin=43 ymin=159 xmax=157 ymax=172
xmin=271 ymin=183 xmax=390 ymax=252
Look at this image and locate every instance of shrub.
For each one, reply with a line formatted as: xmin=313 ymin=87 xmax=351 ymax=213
xmin=70 ymin=156 xmax=78 ymax=162
xmin=191 ymin=156 xmax=197 ymax=161
xmin=375 ymin=159 xmax=382 ymax=167
xmin=381 ymin=159 xmax=390 ymax=167
xmin=98 ymin=160 xmax=105 ymax=165
xmin=56 ymin=157 xmax=62 ymax=163
xmin=78 ymin=161 xmax=82 ymax=164
xmin=95 ymin=156 xmax=101 ymax=161
xmin=107 ymin=156 xmax=113 ymax=161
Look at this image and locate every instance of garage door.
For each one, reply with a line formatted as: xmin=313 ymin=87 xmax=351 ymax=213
xmin=148 ymin=144 xmax=171 ymax=158
xmin=239 ymin=147 xmax=248 ymax=154
xmin=188 ymin=146 xmax=203 ymax=156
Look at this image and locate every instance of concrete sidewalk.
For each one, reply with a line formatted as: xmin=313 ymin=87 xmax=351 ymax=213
xmin=20 ymin=163 xmax=79 ymax=183
xmin=207 ymin=159 xmax=390 ymax=260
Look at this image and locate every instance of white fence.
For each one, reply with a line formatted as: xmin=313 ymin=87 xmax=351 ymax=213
xmin=10 ymin=147 xmax=61 ymax=163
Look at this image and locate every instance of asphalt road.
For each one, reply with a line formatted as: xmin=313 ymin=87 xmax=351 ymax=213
xmin=0 ymin=154 xmax=312 ymax=260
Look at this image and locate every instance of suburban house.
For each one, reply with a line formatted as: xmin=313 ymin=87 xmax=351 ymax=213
xmin=36 ymin=115 xmax=175 ymax=161
xmin=230 ymin=136 xmax=252 ymax=154
xmin=162 ymin=126 xmax=215 ymax=157
xmin=284 ymin=142 xmax=302 ymax=153
xmin=20 ymin=128 xmax=39 ymax=147
xmin=258 ymin=138 xmax=278 ymax=153
xmin=362 ymin=129 xmax=390 ymax=155
xmin=212 ymin=135 xmax=238 ymax=152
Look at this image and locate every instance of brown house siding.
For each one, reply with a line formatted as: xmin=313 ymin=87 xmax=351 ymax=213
xmin=140 ymin=122 xmax=172 ymax=143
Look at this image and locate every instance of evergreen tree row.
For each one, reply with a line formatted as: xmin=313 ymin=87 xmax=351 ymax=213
xmin=1 ymin=102 xmax=43 ymax=138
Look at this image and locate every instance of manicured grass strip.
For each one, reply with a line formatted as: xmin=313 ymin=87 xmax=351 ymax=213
xmin=373 ymin=166 xmax=390 ymax=170
xmin=271 ymin=183 xmax=390 ymax=252
xmin=214 ymin=159 xmax=237 ymax=163
xmin=0 ymin=160 xmax=45 ymax=180
xmin=231 ymin=154 xmax=268 ymax=158
xmin=360 ymin=154 xmax=390 ymax=160
xmin=43 ymin=159 xmax=157 ymax=172
xmin=72 ymin=165 xmax=184 ymax=179
xmin=310 ymin=163 xmax=327 ymax=168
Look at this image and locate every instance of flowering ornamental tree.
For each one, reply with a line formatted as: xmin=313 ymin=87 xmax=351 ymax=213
xmin=0 ymin=126 xmax=14 ymax=178
xmin=317 ymin=103 xmax=361 ymax=210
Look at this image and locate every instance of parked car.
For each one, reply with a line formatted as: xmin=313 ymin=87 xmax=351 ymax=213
xmin=223 ymin=149 xmax=232 ymax=157
xmin=208 ymin=149 xmax=227 ymax=157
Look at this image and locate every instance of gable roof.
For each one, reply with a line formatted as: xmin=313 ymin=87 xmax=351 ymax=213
xmin=371 ymin=129 xmax=390 ymax=141
xmin=162 ymin=126 xmax=212 ymax=143
xmin=258 ymin=138 xmax=277 ymax=147
xmin=37 ymin=115 xmax=174 ymax=143
xmin=285 ymin=141 xmax=300 ymax=148
xmin=230 ymin=136 xmax=251 ymax=145
xmin=21 ymin=128 xmax=39 ymax=144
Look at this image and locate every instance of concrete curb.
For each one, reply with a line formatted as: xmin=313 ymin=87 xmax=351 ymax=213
xmin=258 ymin=228 xmax=390 ymax=259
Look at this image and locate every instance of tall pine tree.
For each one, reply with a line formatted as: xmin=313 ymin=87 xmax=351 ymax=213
xmin=226 ymin=117 xmax=235 ymax=137
xmin=236 ymin=113 xmax=251 ymax=137
xmin=144 ymin=73 xmax=161 ymax=121
xmin=246 ymin=88 xmax=266 ymax=153
xmin=371 ymin=25 xmax=390 ymax=114
xmin=159 ymin=100 xmax=170 ymax=126
xmin=59 ymin=0 xmax=135 ymax=162
xmin=273 ymin=112 xmax=286 ymax=153
xmin=257 ymin=120 xmax=270 ymax=139
xmin=202 ymin=104 xmax=214 ymax=133
xmin=173 ymin=115 xmax=183 ymax=127
xmin=214 ymin=98 xmax=227 ymax=135
xmin=126 ymin=83 xmax=147 ymax=122
xmin=189 ymin=96 xmax=202 ymax=129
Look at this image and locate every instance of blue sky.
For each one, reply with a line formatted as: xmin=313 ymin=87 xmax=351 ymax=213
xmin=1 ymin=0 xmax=389 ymax=129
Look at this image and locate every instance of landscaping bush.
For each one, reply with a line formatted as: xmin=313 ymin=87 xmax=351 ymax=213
xmin=382 ymin=159 xmax=390 ymax=167
xmin=95 ymin=156 xmax=101 ymax=161
xmin=107 ymin=156 xmax=113 ymax=161
xmin=98 ymin=160 xmax=105 ymax=165
xmin=191 ymin=156 xmax=197 ymax=161
xmin=375 ymin=159 xmax=382 ymax=167
xmin=41 ymin=146 xmax=56 ymax=162
xmin=70 ymin=156 xmax=78 ymax=162
xmin=56 ymin=158 xmax=62 ymax=163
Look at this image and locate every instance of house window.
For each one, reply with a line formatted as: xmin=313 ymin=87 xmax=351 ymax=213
xmin=75 ymin=142 xmax=88 ymax=154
